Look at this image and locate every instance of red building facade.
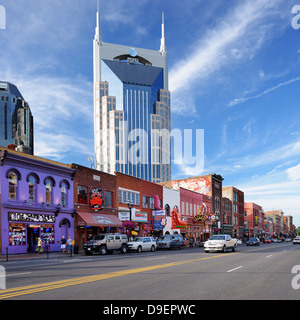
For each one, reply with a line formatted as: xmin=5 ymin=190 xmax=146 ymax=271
xmin=179 ymin=188 xmax=212 ymax=241
xmin=71 ymin=164 xmax=121 ymax=250
xmin=244 ymin=202 xmax=264 ymax=238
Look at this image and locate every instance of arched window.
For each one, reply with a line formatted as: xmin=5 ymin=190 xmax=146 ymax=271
xmin=165 ymin=204 xmax=170 ymax=216
xmin=61 ymin=182 xmax=67 ymax=207
xmin=45 ymin=178 xmax=53 ymax=205
xmin=8 ymin=172 xmax=18 ymax=200
xmin=28 ymin=176 xmax=37 ymax=203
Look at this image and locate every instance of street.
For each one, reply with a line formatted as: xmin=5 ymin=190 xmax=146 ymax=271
xmin=0 ymin=242 xmax=300 ymax=301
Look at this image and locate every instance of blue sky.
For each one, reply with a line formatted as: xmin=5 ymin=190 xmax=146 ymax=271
xmin=1 ymin=0 xmax=300 ymax=226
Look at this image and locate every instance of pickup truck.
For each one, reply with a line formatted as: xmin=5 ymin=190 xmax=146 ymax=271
xmin=204 ymin=235 xmax=237 ymax=253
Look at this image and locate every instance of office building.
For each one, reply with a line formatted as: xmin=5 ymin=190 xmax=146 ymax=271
xmin=0 ymin=81 xmax=33 ymax=155
xmin=93 ymin=6 xmax=170 ymax=182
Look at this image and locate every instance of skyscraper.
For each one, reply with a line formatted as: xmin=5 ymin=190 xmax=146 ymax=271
xmin=0 ymin=81 xmax=34 ymax=155
xmin=93 ymin=4 xmax=171 ymax=183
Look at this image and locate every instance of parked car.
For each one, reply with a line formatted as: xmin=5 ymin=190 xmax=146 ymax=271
xmin=83 ymin=233 xmax=128 ymax=255
xmin=232 ymin=238 xmax=242 ymax=245
xmin=264 ymin=238 xmax=271 ymax=243
xmin=285 ymin=238 xmax=292 ymax=242
xmin=204 ymin=235 xmax=238 ymax=253
xmin=157 ymin=234 xmax=184 ymax=250
xmin=247 ymin=238 xmax=260 ymax=246
xmin=293 ymin=236 xmax=300 ymax=244
xmin=127 ymin=237 xmax=157 ymax=252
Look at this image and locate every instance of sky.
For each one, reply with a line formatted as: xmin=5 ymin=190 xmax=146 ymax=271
xmin=1 ymin=0 xmax=300 ymax=226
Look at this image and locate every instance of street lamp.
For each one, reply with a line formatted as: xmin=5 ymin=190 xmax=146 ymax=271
xmin=127 ymin=202 xmax=133 ymax=222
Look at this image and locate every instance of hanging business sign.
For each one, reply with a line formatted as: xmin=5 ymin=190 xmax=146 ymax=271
xmin=118 ymin=211 xmax=131 ymax=221
xmin=132 ymin=210 xmax=148 ymax=223
xmin=153 ymin=210 xmax=166 ymax=230
xmin=193 ymin=204 xmax=208 ymax=223
xmin=90 ymin=188 xmax=104 ymax=211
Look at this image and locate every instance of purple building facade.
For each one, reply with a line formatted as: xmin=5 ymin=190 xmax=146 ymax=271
xmin=0 ymin=147 xmax=75 ymax=254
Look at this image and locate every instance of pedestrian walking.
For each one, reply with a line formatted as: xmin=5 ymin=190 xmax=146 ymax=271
xmin=61 ymin=235 xmax=67 ymax=253
xmin=189 ymin=237 xmax=194 ymax=248
xmin=66 ymin=236 xmax=72 ymax=254
xmin=35 ymin=237 xmax=43 ymax=255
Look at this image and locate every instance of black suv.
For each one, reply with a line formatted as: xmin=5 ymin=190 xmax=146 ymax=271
xmin=157 ymin=234 xmax=184 ymax=250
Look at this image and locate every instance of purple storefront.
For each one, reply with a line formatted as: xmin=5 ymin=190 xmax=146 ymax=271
xmin=0 ymin=147 xmax=75 ymax=255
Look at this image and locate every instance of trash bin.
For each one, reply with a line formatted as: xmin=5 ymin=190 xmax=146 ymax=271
xmin=73 ymin=245 xmax=79 ymax=254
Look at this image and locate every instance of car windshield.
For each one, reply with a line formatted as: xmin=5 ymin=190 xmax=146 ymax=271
xmin=91 ymin=235 xmax=106 ymax=241
xmin=132 ymin=237 xmax=143 ymax=242
xmin=159 ymin=236 xmax=172 ymax=242
xmin=249 ymin=238 xmax=257 ymax=241
xmin=209 ymin=236 xmax=226 ymax=240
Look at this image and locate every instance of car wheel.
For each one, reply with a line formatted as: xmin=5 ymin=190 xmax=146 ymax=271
xmin=137 ymin=246 xmax=142 ymax=253
xmin=232 ymin=245 xmax=236 ymax=252
xmin=85 ymin=250 xmax=91 ymax=256
xmin=151 ymin=245 xmax=155 ymax=252
xmin=120 ymin=245 xmax=127 ymax=254
xmin=99 ymin=246 xmax=107 ymax=255
xmin=222 ymin=246 xmax=226 ymax=253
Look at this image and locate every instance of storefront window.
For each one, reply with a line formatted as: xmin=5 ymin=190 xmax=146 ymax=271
xmin=9 ymin=172 xmax=17 ymax=200
xmin=28 ymin=176 xmax=36 ymax=203
xmin=9 ymin=224 xmax=26 ymax=246
xmin=41 ymin=226 xmax=54 ymax=244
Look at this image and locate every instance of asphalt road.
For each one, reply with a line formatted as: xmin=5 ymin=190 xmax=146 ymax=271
xmin=1 ymin=242 xmax=300 ymax=301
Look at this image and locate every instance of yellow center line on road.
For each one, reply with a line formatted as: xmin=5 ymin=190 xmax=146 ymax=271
xmin=0 ymin=253 xmax=234 ymax=299
xmin=0 ymin=244 xmax=290 ymax=299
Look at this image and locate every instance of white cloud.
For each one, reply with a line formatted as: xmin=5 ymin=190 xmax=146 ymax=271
xmin=169 ymin=0 xmax=288 ymax=95
xmin=286 ymin=163 xmax=300 ymax=181
xmin=34 ymin=132 xmax=92 ymax=162
xmin=237 ymin=169 xmax=300 ymax=226
xmin=228 ymin=76 xmax=300 ymax=107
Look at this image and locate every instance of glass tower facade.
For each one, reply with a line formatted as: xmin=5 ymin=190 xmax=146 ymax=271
xmin=94 ymin=9 xmax=170 ymax=182
xmin=0 ymin=81 xmax=33 ymax=154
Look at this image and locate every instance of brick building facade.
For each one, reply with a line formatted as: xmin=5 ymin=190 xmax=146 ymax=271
xmin=71 ymin=164 xmax=121 ymax=250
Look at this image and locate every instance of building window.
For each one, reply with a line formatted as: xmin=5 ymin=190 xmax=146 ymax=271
xmin=28 ymin=176 xmax=37 ymax=203
xmin=77 ymin=186 xmax=88 ymax=204
xmin=104 ymin=191 xmax=113 ymax=207
xmin=119 ymin=189 xmax=139 ymax=206
xmin=165 ymin=204 xmax=170 ymax=216
xmin=45 ymin=179 xmax=53 ymax=205
xmin=9 ymin=172 xmax=18 ymax=200
xmin=61 ymin=182 xmax=67 ymax=207
xmin=142 ymin=196 xmax=154 ymax=209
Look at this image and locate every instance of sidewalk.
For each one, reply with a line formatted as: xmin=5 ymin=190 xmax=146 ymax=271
xmin=0 ymin=250 xmax=84 ymax=262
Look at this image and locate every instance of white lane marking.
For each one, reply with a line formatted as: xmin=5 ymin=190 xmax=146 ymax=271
xmin=227 ymin=266 xmax=243 ymax=273
xmin=145 ymin=256 xmax=166 ymax=261
xmin=266 ymin=255 xmax=273 ymax=258
xmin=0 ymin=272 xmax=31 ymax=278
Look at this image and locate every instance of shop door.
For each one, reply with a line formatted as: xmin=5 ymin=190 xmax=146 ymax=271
xmin=27 ymin=226 xmax=40 ymax=252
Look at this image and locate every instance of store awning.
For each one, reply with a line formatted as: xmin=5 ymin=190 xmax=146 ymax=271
xmin=77 ymin=212 xmax=123 ymax=228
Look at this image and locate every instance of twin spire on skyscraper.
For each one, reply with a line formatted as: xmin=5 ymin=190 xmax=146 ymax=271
xmin=160 ymin=12 xmax=167 ymax=55
xmin=95 ymin=0 xmax=102 ymax=44
xmin=95 ymin=1 xmax=166 ymax=54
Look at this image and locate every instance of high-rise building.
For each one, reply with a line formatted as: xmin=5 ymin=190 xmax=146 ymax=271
xmin=93 ymin=5 xmax=171 ymax=183
xmin=0 ymin=81 xmax=34 ymax=155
